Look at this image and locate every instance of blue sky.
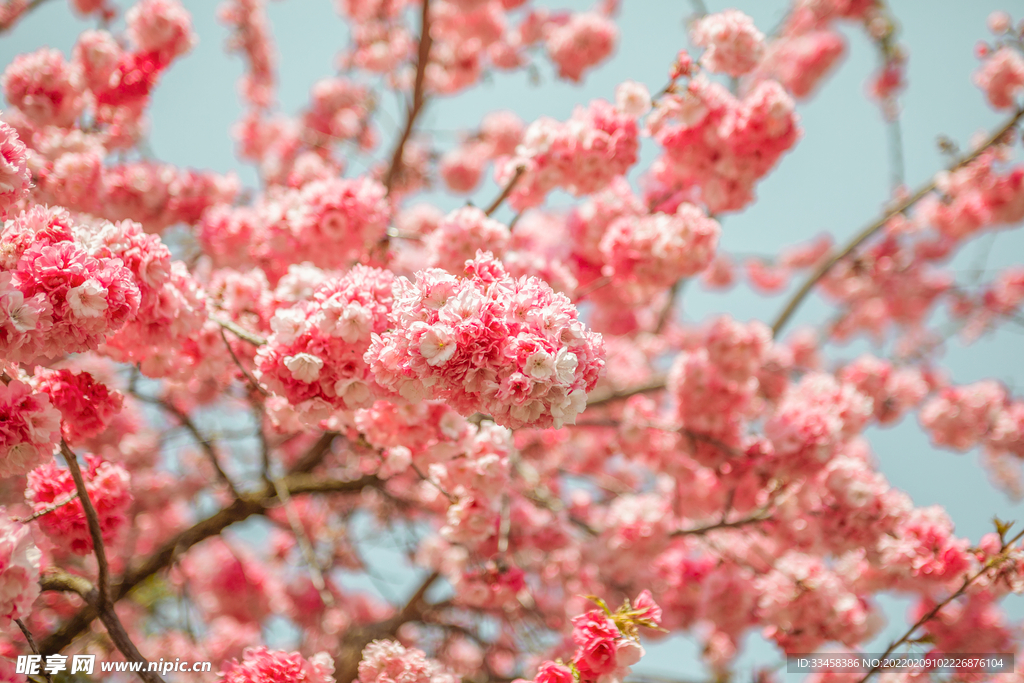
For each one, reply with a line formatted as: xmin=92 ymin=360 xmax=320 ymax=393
xmin=3 ymin=0 xmax=1024 ymax=679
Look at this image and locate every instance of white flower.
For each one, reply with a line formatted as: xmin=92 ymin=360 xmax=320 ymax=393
xmin=284 ymin=353 xmax=323 ymax=383
xmin=554 ymin=348 xmax=579 ymax=384
xmin=271 ymin=308 xmax=307 ymax=345
xmin=319 ymin=301 xmax=371 ymax=342
xmin=614 ymin=640 xmax=645 ymax=667
xmin=66 ymin=279 xmax=108 ymax=318
xmin=2 ymin=290 xmax=39 ymax=333
xmin=550 ymin=388 xmax=588 ymax=427
xmin=524 ymin=350 xmax=555 ymax=380
xmin=419 ymin=325 xmax=457 ymax=366
xmin=615 ymin=80 xmax=652 ymax=118
xmin=334 ymin=377 xmax=371 ymax=407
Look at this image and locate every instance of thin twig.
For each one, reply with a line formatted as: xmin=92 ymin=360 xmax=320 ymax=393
xmin=59 ymin=441 xmax=110 ymax=604
xmin=269 ymin=475 xmax=335 ymax=608
xmin=382 ymin=0 xmax=433 ymax=194
xmin=157 ymin=399 xmax=241 ymax=499
xmin=484 ymin=164 xmax=526 ymax=217
xmin=771 ymin=106 xmax=1024 ymax=336
xmin=58 ymin=441 xmax=166 ymax=683
xmin=220 ymin=326 xmax=270 ymax=396
xmin=15 ymin=619 xmax=51 ymax=683
xmin=211 ymin=316 xmax=267 ymax=346
xmin=16 ymin=491 xmax=79 ymax=523
xmin=855 ymin=527 xmax=1024 ymax=683
xmin=586 ymin=374 xmax=669 ymax=408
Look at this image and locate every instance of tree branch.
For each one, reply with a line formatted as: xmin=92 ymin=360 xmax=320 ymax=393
xmin=334 ymin=571 xmax=441 ymax=683
xmin=212 ymin=315 xmax=267 ymax=346
xmin=382 ymin=0 xmax=432 ymax=194
xmin=585 ymin=374 xmax=669 ymax=408
xmin=855 ymin=527 xmax=1024 ymax=683
xmin=38 ymin=472 xmax=378 ymax=655
xmin=771 ymin=106 xmax=1024 ymax=336
xmin=157 ymin=399 xmax=241 ymax=499
xmin=484 ymin=164 xmax=526 ymax=217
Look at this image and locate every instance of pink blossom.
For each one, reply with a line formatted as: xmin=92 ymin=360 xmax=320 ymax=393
xmin=974 ymin=47 xmax=1024 ymax=109
xmin=27 ymin=454 xmax=132 ymax=554
xmin=546 ymin=12 xmax=617 ymax=82
xmin=220 ymin=646 xmax=336 ymax=683
xmin=692 ymin=10 xmax=766 ymax=77
xmin=0 ymin=509 xmax=40 ymax=627
xmin=0 ymin=379 xmax=61 ymax=479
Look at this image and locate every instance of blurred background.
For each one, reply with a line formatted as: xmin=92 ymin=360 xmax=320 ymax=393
xmin=2 ymin=0 xmax=1023 ymax=679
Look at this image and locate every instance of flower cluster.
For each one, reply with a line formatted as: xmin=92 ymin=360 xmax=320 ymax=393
xmin=519 ymin=593 xmax=661 ymax=683
xmin=0 ymin=379 xmax=61 ymax=479
xmin=916 ymin=150 xmax=1024 ymax=241
xmin=219 ymin=646 xmax=336 ymax=683
xmin=648 ymin=74 xmax=800 ymax=213
xmin=920 ymin=380 xmax=1023 ymax=459
xmin=599 ymin=203 xmax=721 ymax=299
xmin=425 ymin=206 xmax=511 ymax=274
xmin=26 ymin=453 xmax=132 ymax=554
xmin=765 ymin=373 xmax=874 ymax=477
xmin=756 ymin=552 xmax=878 ymax=654
xmin=357 ymin=640 xmax=457 ymax=683
xmin=668 ymin=316 xmax=773 ymax=460
xmin=0 ymin=121 xmax=30 ymax=218
xmin=974 ymin=46 xmax=1024 ymax=110
xmin=499 ymin=99 xmax=640 ymax=210
xmin=691 ymin=9 xmax=766 ymax=77
xmin=367 ymin=253 xmax=604 ymax=429
xmin=256 ymin=265 xmax=395 ymax=416
xmin=32 ymin=367 xmax=124 ymax=442
xmin=0 ymin=206 xmax=141 ymax=361
xmin=0 ymin=510 xmax=40 ymax=627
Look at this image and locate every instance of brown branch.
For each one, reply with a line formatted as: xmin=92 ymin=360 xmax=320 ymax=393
xmin=288 ymin=431 xmax=339 ymax=474
xmin=58 ymin=441 xmax=166 ymax=683
xmin=484 ymin=164 xmax=525 ymax=217
xmin=855 ymin=527 xmax=1024 ymax=683
xmin=16 ymin=491 xmax=79 ymax=523
xmin=585 ymin=374 xmax=668 ymax=408
xmin=59 ymin=442 xmax=111 ymax=603
xmin=220 ymin=327 xmax=271 ymax=396
xmin=771 ymin=106 xmax=1024 ymax=337
xmin=382 ymin=0 xmax=432 ymax=194
xmin=671 ymin=509 xmax=773 ymax=537
xmin=38 ymin=472 xmax=379 ymax=655
xmin=15 ymin=618 xmax=51 ymax=683
xmin=334 ymin=571 xmax=441 ymax=683
xmin=212 ymin=315 xmax=267 ymax=346
xmin=158 ymin=400 xmax=240 ymax=499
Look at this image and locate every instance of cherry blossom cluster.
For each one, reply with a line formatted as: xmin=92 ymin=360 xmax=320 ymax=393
xmin=647 ymin=73 xmax=800 ymax=214
xmin=0 ymin=1 xmax=1023 ymax=682
xmin=26 ymin=453 xmax=131 ymax=554
xmin=357 ymin=639 xmax=457 ymax=683
xmin=599 ymin=202 xmax=721 ymax=300
xmin=0 ymin=206 xmax=140 ymax=361
xmin=917 ymin=149 xmax=1024 ymax=241
xmin=920 ymin=380 xmax=1024 ymax=460
xmin=0 ymin=379 xmax=61 ymax=479
xmin=515 ymin=593 xmax=661 ymax=683
xmin=220 ymin=646 xmax=336 ymax=683
xmin=498 ymin=98 xmax=640 ymax=210
xmin=974 ymin=12 xmax=1024 ymax=110
xmin=256 ymin=265 xmax=396 ymax=415
xmin=31 ymin=367 xmax=123 ymax=443
xmin=367 ymin=253 xmax=604 ymax=429
xmin=0 ymin=510 xmax=40 ymax=628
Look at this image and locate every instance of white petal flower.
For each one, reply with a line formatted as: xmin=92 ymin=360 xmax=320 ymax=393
xmin=284 ymin=353 xmax=323 ymax=383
